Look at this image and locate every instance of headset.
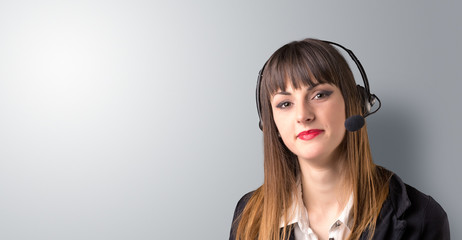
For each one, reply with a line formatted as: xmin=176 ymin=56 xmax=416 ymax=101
xmin=255 ymin=40 xmax=381 ymax=132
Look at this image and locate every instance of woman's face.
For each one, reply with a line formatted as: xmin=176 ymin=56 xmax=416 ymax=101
xmin=271 ymin=82 xmax=346 ymax=165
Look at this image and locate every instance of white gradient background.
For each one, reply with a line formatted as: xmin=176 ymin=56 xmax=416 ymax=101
xmin=0 ymin=1 xmax=460 ymax=239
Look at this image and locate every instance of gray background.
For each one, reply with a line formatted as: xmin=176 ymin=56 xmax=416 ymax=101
xmin=0 ymin=0 xmax=460 ymax=239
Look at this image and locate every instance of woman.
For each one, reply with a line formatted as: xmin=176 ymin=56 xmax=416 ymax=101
xmin=229 ymin=38 xmax=449 ymax=240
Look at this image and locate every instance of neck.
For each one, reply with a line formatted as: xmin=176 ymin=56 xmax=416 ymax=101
xmin=299 ymin=155 xmax=351 ymax=213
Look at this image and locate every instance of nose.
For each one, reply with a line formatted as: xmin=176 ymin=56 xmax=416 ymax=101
xmin=296 ymin=101 xmax=315 ymax=124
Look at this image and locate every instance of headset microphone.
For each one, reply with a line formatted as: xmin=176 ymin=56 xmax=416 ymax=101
xmin=345 ymin=115 xmax=365 ymax=132
xmin=344 ymin=91 xmax=381 ymax=131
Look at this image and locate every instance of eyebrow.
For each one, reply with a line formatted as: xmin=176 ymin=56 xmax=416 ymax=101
xmin=274 ymin=83 xmax=321 ymax=96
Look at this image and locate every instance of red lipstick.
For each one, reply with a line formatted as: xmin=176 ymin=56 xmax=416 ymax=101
xmin=297 ymin=129 xmax=324 ymax=140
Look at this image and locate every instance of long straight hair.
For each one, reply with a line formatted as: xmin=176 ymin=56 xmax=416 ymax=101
xmin=234 ymin=39 xmax=392 ymax=240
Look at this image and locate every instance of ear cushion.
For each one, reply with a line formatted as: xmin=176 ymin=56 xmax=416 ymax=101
xmin=256 ymin=70 xmax=264 ymax=130
xmin=356 ymin=85 xmax=371 ymax=114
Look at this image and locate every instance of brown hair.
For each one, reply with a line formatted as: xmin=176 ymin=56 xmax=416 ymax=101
xmin=234 ymin=38 xmax=392 ymax=240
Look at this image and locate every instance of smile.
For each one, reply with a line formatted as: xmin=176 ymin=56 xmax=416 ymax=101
xmin=297 ymin=129 xmax=324 ymax=140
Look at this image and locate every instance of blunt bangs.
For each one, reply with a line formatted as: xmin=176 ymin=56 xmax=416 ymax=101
xmin=262 ymin=40 xmax=342 ymax=97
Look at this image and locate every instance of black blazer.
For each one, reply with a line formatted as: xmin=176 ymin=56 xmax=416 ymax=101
xmin=229 ymin=174 xmax=450 ymax=240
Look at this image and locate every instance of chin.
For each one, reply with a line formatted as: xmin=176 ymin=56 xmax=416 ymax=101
xmin=296 ymin=151 xmax=327 ymax=162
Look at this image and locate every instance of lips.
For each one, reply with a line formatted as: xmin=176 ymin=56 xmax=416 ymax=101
xmin=297 ymin=129 xmax=324 ymax=140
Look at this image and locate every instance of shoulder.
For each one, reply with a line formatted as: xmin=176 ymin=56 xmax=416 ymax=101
xmin=404 ymin=182 xmax=447 ymax=221
xmin=229 ymin=191 xmax=256 ymax=240
xmin=388 ymin=173 xmax=448 ymax=221
xmin=232 ymin=191 xmax=255 ymax=223
xmin=384 ymin=173 xmax=450 ymax=239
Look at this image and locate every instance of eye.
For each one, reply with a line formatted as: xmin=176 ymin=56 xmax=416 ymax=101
xmin=276 ymin=101 xmax=292 ymax=109
xmin=312 ymin=90 xmax=333 ymax=100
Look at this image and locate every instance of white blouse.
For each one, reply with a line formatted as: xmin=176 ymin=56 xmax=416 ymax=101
xmin=280 ymin=186 xmax=354 ymax=240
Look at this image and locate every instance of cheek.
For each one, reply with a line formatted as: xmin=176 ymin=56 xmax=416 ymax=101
xmin=272 ymin=113 xmax=294 ymax=145
xmin=272 ymin=114 xmax=287 ymax=134
xmin=333 ymin=103 xmax=346 ymax=131
xmin=326 ymin=99 xmax=346 ymax=132
xmin=334 ymin=107 xmax=346 ymax=126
